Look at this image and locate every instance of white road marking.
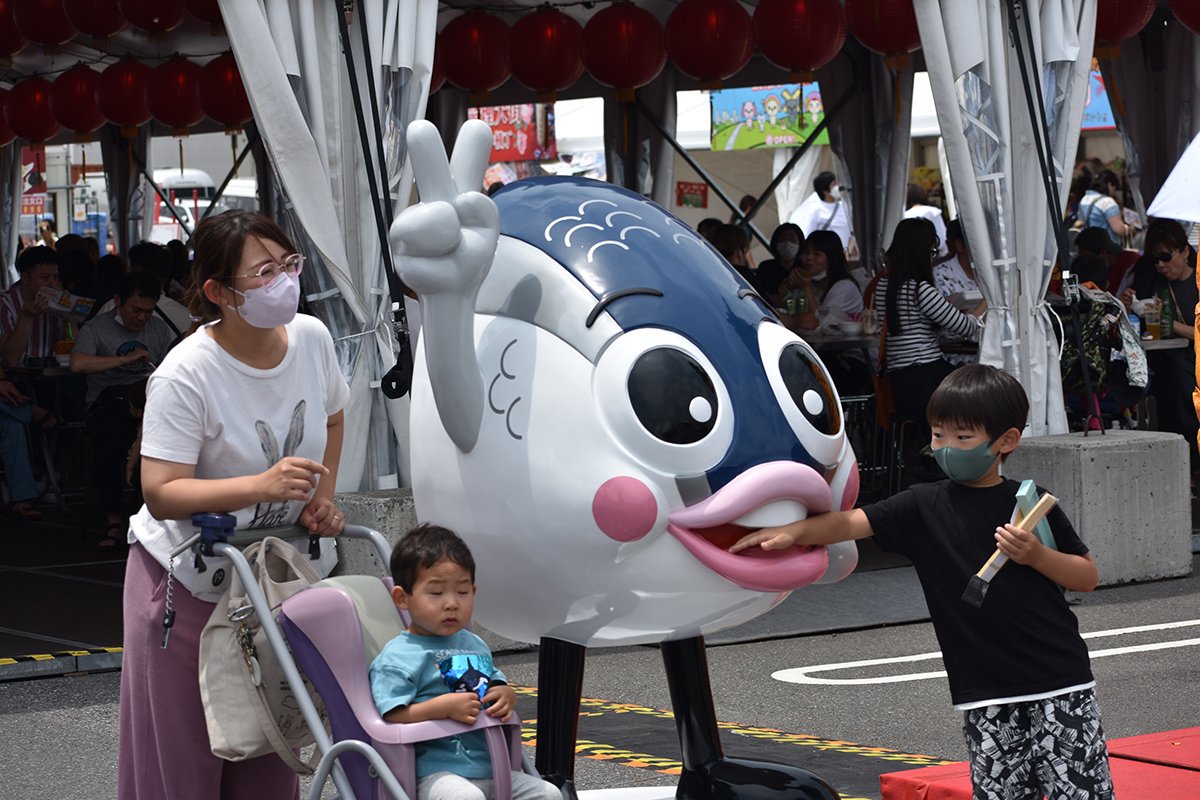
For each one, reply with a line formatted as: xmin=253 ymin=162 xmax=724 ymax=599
xmin=773 ymin=619 xmax=1200 ymax=685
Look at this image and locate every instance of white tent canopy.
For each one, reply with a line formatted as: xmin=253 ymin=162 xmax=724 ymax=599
xmin=915 ymin=0 xmax=1096 ymax=436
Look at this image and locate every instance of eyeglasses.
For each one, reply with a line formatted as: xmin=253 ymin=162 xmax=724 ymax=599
xmin=1154 ymin=250 xmax=1176 ymax=263
xmin=232 ymin=254 xmax=305 ymax=288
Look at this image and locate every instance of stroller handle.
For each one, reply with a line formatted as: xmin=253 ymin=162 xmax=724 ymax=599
xmin=169 ymin=521 xmax=393 ymax=567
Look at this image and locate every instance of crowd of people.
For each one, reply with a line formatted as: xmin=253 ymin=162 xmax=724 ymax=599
xmin=700 ymin=167 xmax=1197 ymax=482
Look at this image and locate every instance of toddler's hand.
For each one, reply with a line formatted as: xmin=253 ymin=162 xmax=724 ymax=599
xmin=442 ymin=692 xmax=482 ymax=724
xmin=483 ymin=684 xmax=516 ymax=720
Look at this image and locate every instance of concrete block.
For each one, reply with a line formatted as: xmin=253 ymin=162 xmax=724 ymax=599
xmin=1004 ymin=430 xmax=1193 ymax=586
xmin=333 ymin=489 xmax=533 ymax=654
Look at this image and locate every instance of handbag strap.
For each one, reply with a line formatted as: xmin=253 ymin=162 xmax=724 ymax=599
xmin=247 ymin=681 xmax=317 ymax=774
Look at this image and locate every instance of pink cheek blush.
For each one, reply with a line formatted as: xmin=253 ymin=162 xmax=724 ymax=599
xmin=841 ymin=461 xmax=860 ymax=511
xmin=592 ymin=477 xmax=658 ymax=542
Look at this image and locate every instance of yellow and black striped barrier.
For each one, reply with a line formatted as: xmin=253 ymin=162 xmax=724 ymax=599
xmin=0 ymin=647 xmax=123 ymax=680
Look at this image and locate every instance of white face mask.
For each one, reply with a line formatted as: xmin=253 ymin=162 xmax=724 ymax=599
xmin=226 ymin=272 xmax=301 ymax=329
xmin=828 ymin=186 xmax=841 ymax=201
xmin=777 ymin=241 xmax=800 ymax=260
xmin=811 ymin=271 xmax=828 ymax=282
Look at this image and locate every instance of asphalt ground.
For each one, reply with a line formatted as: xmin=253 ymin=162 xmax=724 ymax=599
xmin=2 ymin=538 xmax=1197 ymax=799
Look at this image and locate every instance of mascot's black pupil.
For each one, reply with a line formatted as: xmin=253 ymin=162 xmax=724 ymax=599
xmin=628 ymin=349 xmax=718 ymax=444
xmin=779 ymin=344 xmax=840 ymax=435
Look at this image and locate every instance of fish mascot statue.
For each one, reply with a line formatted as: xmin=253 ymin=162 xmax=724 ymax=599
xmin=390 ymin=119 xmax=860 ymax=800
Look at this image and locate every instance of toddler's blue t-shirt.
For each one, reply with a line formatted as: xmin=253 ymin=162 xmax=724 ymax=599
xmin=369 ymin=629 xmax=507 ymax=778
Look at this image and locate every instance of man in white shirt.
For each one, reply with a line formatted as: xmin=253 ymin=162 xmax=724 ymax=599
xmin=904 ymin=183 xmax=949 ymax=259
xmin=788 ymin=171 xmax=856 ymax=258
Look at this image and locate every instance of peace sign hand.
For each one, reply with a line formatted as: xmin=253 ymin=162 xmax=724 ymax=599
xmin=389 ymin=119 xmax=498 ymax=299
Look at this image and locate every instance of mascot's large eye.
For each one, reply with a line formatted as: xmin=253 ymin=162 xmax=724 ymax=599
xmin=594 ymin=329 xmax=734 ymax=475
xmin=758 ymin=321 xmax=845 ymax=466
xmin=628 ymin=349 xmax=718 ymax=444
xmin=779 ymin=344 xmax=839 ymax=436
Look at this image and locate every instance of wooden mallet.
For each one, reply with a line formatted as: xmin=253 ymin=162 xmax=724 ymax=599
xmin=960 ymin=492 xmax=1058 ymax=608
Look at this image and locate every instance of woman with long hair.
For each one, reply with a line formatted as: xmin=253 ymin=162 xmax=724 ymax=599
xmin=118 ymin=211 xmax=350 ymax=798
xmin=759 ymin=222 xmax=805 ymax=306
xmin=874 ymin=218 xmax=986 ymax=474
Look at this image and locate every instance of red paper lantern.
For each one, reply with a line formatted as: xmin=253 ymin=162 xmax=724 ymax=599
xmin=429 ymin=47 xmax=445 ymax=95
xmin=846 ymin=0 xmax=921 ymax=58
xmin=13 ymin=0 xmax=78 ymax=48
xmin=583 ymin=4 xmax=667 ymax=93
xmin=199 ymin=53 xmax=251 ymax=131
xmin=147 ymin=57 xmax=205 ymax=134
xmin=1172 ymin=0 xmax=1200 ymax=36
xmin=0 ymin=89 xmax=14 ymax=147
xmin=5 ymin=77 xmax=60 ymax=143
xmin=439 ymin=11 xmax=510 ymax=94
xmin=755 ymin=0 xmax=846 ymax=79
xmin=98 ymin=59 xmax=151 ymax=130
xmin=508 ymin=7 xmax=584 ymax=99
xmin=184 ymin=0 xmax=222 ymax=29
xmin=63 ymin=0 xmax=127 ymax=39
xmin=1095 ymin=0 xmax=1155 ymax=45
xmin=0 ymin=0 xmax=28 ymax=59
xmin=51 ymin=64 xmax=105 ymax=135
xmin=666 ymin=0 xmax=753 ymax=85
xmin=118 ymin=0 xmax=186 ymax=37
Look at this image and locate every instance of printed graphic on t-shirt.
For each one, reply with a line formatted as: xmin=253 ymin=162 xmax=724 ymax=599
xmin=439 ymin=654 xmax=492 ymax=700
xmin=115 ymin=339 xmax=155 ymax=373
xmin=248 ymin=400 xmax=306 ymax=529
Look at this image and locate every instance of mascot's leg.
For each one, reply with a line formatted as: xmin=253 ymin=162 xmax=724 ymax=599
xmin=536 ymin=637 xmax=585 ymax=800
xmin=662 ymin=636 xmax=840 ymax=800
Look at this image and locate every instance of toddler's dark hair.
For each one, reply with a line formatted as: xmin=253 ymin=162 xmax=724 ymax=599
xmin=390 ymin=523 xmax=476 ymax=593
xmin=926 ymin=364 xmax=1029 ymax=441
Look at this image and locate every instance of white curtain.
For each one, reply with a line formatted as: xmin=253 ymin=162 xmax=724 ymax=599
xmin=1 ymin=144 xmax=20 ymax=288
xmin=915 ymin=0 xmax=1096 ymax=436
xmin=218 ymin=0 xmax=437 ymax=490
xmin=1100 ymin=22 xmax=1200 ymax=220
xmin=875 ymin=59 xmax=916 ymax=254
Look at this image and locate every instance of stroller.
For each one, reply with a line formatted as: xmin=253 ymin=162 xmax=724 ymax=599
xmin=174 ymin=514 xmax=538 ymax=800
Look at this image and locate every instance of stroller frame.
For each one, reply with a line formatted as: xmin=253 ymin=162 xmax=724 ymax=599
xmin=172 ymin=515 xmax=533 ymax=800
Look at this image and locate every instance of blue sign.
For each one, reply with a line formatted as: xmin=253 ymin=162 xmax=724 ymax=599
xmin=1081 ymin=68 xmax=1115 ymax=131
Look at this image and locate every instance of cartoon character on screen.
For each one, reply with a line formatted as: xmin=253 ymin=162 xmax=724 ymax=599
xmin=390 ymin=120 xmax=860 ymax=800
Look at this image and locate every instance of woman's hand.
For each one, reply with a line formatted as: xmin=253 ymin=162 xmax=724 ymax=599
xmin=300 ymin=495 xmax=345 ymax=537
xmin=256 ymin=457 xmax=328 ymax=503
xmin=1119 ymin=287 xmax=1135 ymax=311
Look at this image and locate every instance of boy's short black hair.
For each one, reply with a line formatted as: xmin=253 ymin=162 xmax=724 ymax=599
xmin=390 ymin=523 xmax=476 ymax=593
xmin=926 ymin=364 xmax=1029 ymax=440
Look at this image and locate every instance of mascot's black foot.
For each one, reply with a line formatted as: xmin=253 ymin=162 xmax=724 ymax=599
xmin=677 ymin=756 xmax=840 ymax=800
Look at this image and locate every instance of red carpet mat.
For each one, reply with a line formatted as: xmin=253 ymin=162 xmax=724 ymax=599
xmin=881 ymin=735 xmax=1200 ymax=799
xmin=1106 ymin=726 xmax=1200 ymax=771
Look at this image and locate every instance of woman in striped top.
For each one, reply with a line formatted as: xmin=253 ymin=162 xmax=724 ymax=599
xmin=873 ymin=218 xmax=986 ymax=455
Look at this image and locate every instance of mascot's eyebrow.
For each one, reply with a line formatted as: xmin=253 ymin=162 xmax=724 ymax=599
xmin=586 ymin=287 xmax=664 ymax=328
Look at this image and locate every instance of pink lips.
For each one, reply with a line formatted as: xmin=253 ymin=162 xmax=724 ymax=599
xmin=667 ymin=461 xmax=833 ymax=593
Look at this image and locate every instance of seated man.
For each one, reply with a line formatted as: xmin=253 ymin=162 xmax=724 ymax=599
xmin=71 ymin=272 xmax=174 ymax=547
xmin=0 ymin=245 xmax=64 ymax=366
xmin=0 ymin=371 xmax=40 ymax=519
xmin=95 ymin=241 xmax=192 ymax=336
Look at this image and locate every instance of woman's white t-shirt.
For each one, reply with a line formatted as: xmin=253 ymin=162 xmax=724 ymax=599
xmin=131 ymin=313 xmax=351 ymax=602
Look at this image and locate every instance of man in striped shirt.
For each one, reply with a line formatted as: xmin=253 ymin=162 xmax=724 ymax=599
xmin=0 ymin=246 xmax=64 ymax=366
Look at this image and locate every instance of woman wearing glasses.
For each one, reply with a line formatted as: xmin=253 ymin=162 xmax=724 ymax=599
xmin=118 ymin=211 xmax=350 ymax=799
xmin=1122 ymin=219 xmax=1198 ymax=468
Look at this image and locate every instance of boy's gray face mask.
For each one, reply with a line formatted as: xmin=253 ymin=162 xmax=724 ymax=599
xmin=931 ymin=438 xmax=997 ymax=483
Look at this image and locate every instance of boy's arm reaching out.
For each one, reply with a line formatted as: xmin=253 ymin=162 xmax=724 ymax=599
xmin=729 ymin=508 xmax=874 ymax=553
xmin=994 ymin=523 xmax=1100 ymax=592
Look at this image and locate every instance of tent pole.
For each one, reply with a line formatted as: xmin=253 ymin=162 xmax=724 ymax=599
xmin=202 ymin=132 xmax=260 ymax=223
xmin=1005 ymin=0 xmax=1099 ymax=433
xmin=129 ymin=148 xmax=193 ymax=238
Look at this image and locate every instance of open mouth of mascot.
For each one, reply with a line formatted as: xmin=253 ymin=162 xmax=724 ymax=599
xmin=667 ymin=460 xmax=833 ymax=593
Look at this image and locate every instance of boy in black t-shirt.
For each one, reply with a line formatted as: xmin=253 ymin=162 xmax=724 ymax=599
xmin=731 ymin=364 xmax=1113 ymax=799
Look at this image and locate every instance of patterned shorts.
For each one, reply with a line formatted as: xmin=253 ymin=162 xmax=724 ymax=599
xmin=961 ymin=688 xmax=1114 ymax=800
